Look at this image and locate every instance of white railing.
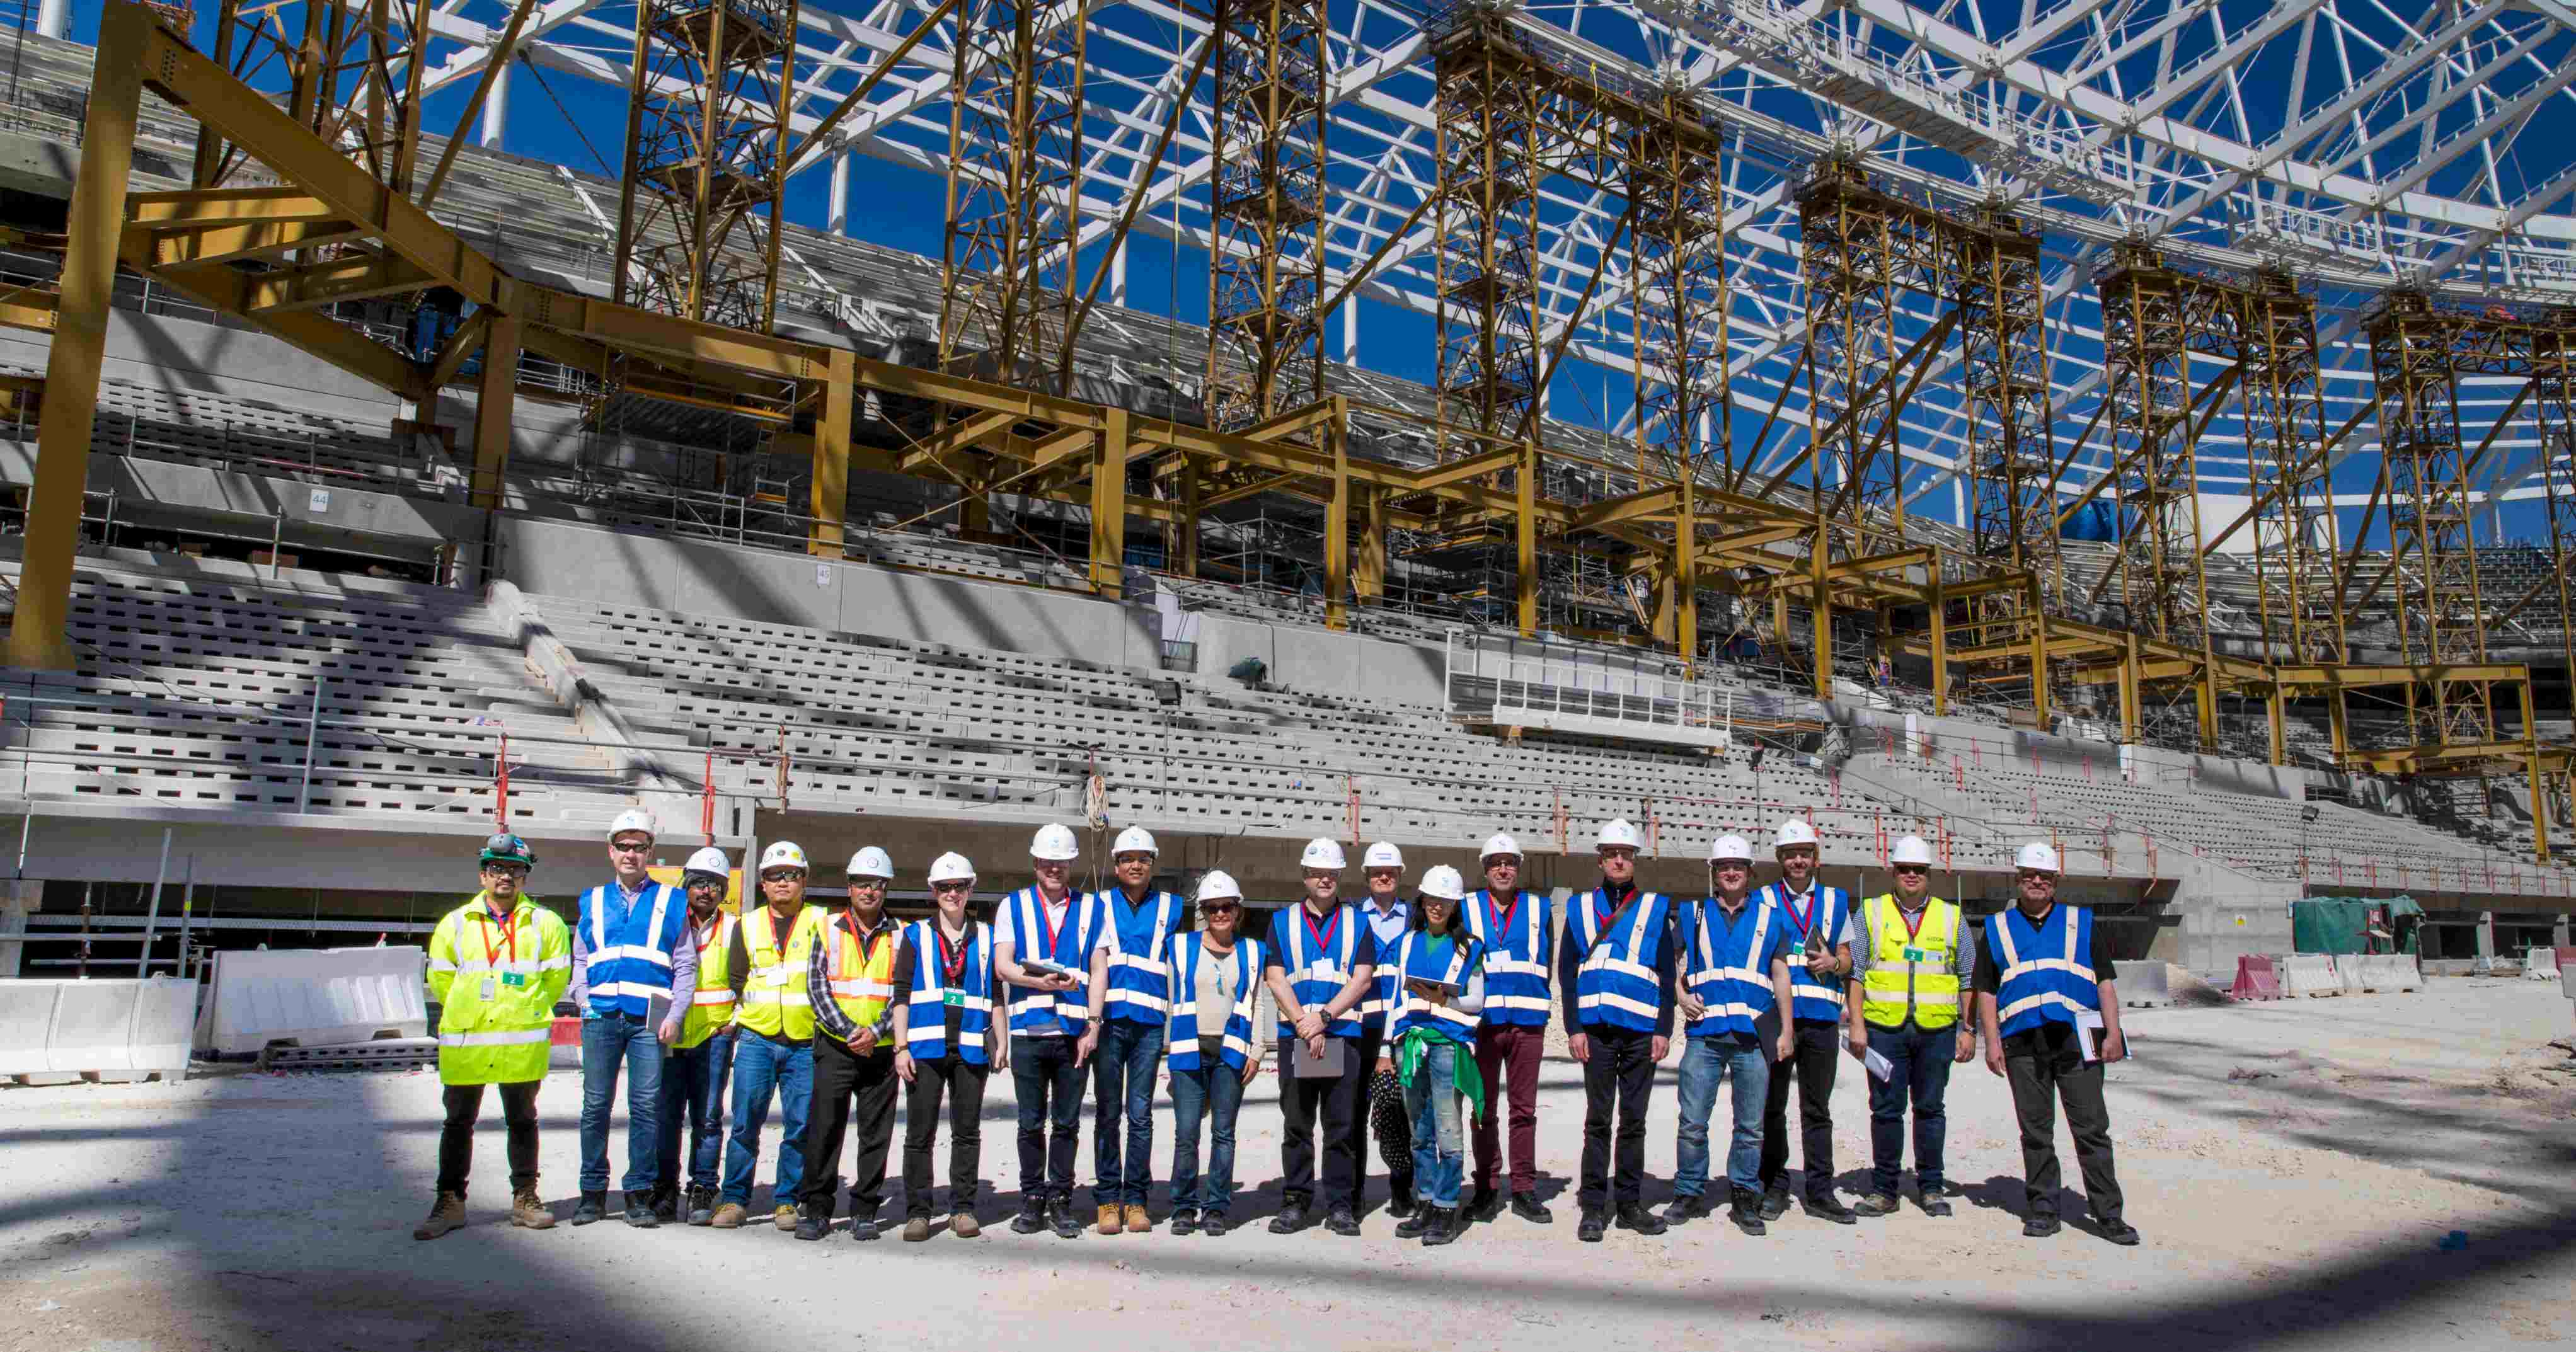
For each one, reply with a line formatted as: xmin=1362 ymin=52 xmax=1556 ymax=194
xmin=1444 ymin=626 xmax=1735 ymax=749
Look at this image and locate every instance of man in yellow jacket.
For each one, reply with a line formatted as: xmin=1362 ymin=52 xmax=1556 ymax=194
xmin=417 ymin=834 xmax=573 ymax=1239
xmin=1844 ymin=835 xmax=1975 ymax=1218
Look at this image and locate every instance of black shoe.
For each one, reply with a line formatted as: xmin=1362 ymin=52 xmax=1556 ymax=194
xmin=1465 ymin=1189 xmax=1502 ymax=1223
xmin=572 ymin=1191 xmax=607 ymax=1226
xmin=686 ymin=1186 xmax=717 ymax=1226
xmin=1759 ymin=1186 xmax=1791 ymax=1220
xmin=1047 ymin=1198 xmax=1083 ymax=1239
xmin=1201 ymin=1212 xmax=1232 ymax=1237
xmin=1010 ymin=1205 xmax=1046 ymax=1235
xmin=1421 ymin=1207 xmax=1458 ymax=1247
xmin=2098 ymin=1219 xmax=2141 ymax=1246
xmin=1614 ymin=1202 xmax=1667 ymax=1235
xmin=847 ymin=1211 xmax=879 ymax=1242
xmin=2023 ymin=1213 xmax=2062 ymax=1239
xmin=1510 ymin=1193 xmax=1553 ymax=1225
xmin=1919 ymin=1194 xmax=1953 ymax=1218
xmin=1170 ymin=1210 xmax=1199 ymax=1237
xmin=623 ymin=1191 xmax=661 ymax=1229
xmin=650 ymin=1186 xmax=679 ymax=1225
xmin=1728 ymin=1189 xmax=1768 ymax=1236
xmin=1576 ymin=1209 xmax=1607 ymax=1242
xmin=793 ymin=1210 xmax=827 ymax=1242
xmin=1325 ymin=1206 xmax=1361 ymax=1237
xmin=1803 ymin=1193 xmax=1857 ymax=1225
xmin=1268 ymin=1201 xmax=1309 ymax=1235
xmin=1394 ymin=1207 xmax=1433 ymax=1239
xmin=1662 ymin=1194 xmax=1714 ymax=1226
xmin=1386 ymin=1193 xmax=1416 ymax=1222
xmin=1853 ymin=1192 xmax=1900 ymax=1218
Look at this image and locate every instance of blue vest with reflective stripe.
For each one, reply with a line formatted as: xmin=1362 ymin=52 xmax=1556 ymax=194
xmin=578 ymin=881 xmax=686 ymax=1017
xmin=1094 ymin=887 xmax=1183 ymax=1026
xmin=1269 ymin=901 xmax=1365 ymax=1040
xmin=1567 ymin=889 xmax=1671 ymax=1034
xmin=1358 ymin=900 xmax=1410 ymax=1034
xmin=1757 ymin=881 xmax=1851 ymax=1023
xmin=902 ymin=919 xmax=994 ymax=1064
xmin=1164 ymin=932 xmax=1265 ymax=1072
xmin=1680 ymin=897 xmax=1778 ymax=1038
xmin=1388 ymin=930 xmax=1483 ymax=1041
xmin=1002 ymin=887 xmax=1099 ymax=1036
xmin=1991 ymin=903 xmax=2100 ymax=1039
xmin=1464 ymin=889 xmax=1551 ymax=1027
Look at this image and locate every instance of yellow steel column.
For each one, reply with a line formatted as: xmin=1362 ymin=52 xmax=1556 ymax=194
xmin=2120 ymin=631 xmax=2141 ymax=744
xmin=1176 ymin=454 xmax=1201 ymax=577
xmin=809 ymin=347 xmax=853 ymax=558
xmin=1928 ymin=569 xmax=1948 ymax=716
xmin=1354 ymin=483 xmax=1387 ymax=605
xmin=2266 ymin=685 xmax=2286 ymax=766
xmin=2328 ymin=682 xmax=2350 ymax=762
xmin=2196 ymin=663 xmax=2219 ymax=750
xmin=1325 ymin=410 xmax=1350 ymax=631
xmin=1810 ymin=524 xmax=1832 ymax=699
xmin=1515 ymin=440 xmax=1538 ymax=636
xmin=9 ymin=0 xmax=146 ymax=671
xmin=2027 ymin=578 xmax=2052 ymax=727
xmin=1090 ymin=406 xmax=1129 ymax=599
xmin=468 ymin=314 xmax=522 ymax=510
xmin=1674 ymin=470 xmax=1698 ymax=674
xmin=2524 ymin=681 xmax=2549 ymax=864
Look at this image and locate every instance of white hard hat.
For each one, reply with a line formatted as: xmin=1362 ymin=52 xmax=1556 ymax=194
xmin=846 ymin=846 xmax=894 ymax=879
xmin=1890 ymin=835 xmax=1935 ymax=868
xmin=1030 ymin=823 xmax=1081 ymax=862
xmin=1193 ymin=869 xmax=1242 ymax=904
xmin=1299 ymin=838 xmax=1348 ymax=871
xmin=1418 ymin=864 xmax=1466 ymax=901
xmin=1362 ymin=841 xmax=1405 ymax=869
xmin=683 ymin=846 xmax=732 ymax=879
xmin=1708 ymin=835 xmax=1754 ymax=863
xmin=1112 ymin=825 xmax=1159 ymax=857
xmin=926 ymin=851 xmax=976 ymax=885
xmin=1774 ymin=818 xmax=1819 ymax=851
xmin=608 ymin=808 xmax=659 ymax=842
xmin=1480 ymin=832 xmax=1522 ymax=861
xmin=1596 ymin=819 xmax=1643 ymax=851
xmin=758 ymin=840 xmax=808 ymax=873
xmin=2015 ymin=841 xmax=2062 ymax=874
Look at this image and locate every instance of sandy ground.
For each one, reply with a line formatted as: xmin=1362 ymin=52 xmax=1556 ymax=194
xmin=3 ymin=979 xmax=2575 ymax=1352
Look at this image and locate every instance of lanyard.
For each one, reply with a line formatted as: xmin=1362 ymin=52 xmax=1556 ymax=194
xmin=849 ymin=916 xmax=892 ymax=971
xmin=1780 ymin=885 xmax=1819 ymax=940
xmin=1037 ymin=891 xmax=1071 ymax=960
xmin=936 ymin=924 xmax=971 ymax=986
xmin=1492 ymin=891 xmax=1520 ymax=947
xmin=1592 ymin=885 xmax=1633 ymax=941
xmin=1301 ymin=902 xmax=1340 ymax=965
xmin=480 ymin=904 xmax=521 ymax=966
xmin=1895 ymin=900 xmax=1929 ymax=942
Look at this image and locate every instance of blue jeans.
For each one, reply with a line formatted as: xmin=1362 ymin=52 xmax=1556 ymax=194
xmin=721 ymin=1032 xmax=814 ymax=1206
xmin=1167 ymin=1057 xmax=1245 ymax=1213
xmin=1674 ymin=1034 xmax=1769 ymax=1199
xmin=1011 ymin=1034 xmax=1085 ymax=1204
xmin=578 ymin=1012 xmax=665 ymax=1194
xmin=1401 ymin=1040 xmax=1466 ymax=1210
xmin=1866 ymin=1023 xmax=1954 ymax=1196
xmin=1091 ymin=1019 xmax=1166 ymax=1206
xmin=656 ymin=1029 xmax=734 ymax=1193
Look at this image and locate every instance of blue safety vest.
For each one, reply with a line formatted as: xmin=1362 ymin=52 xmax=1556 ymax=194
xmin=1357 ymin=899 xmax=1410 ymax=1035
xmin=1093 ymin=886 xmax=1183 ymax=1026
xmin=902 ymin=919 xmax=994 ymax=1064
xmin=1388 ymin=930 xmax=1483 ymax=1041
xmin=577 ymin=881 xmax=686 ymax=1018
xmin=1756 ymin=881 xmax=1851 ymax=1023
xmin=1164 ymin=932 xmax=1265 ymax=1072
xmin=1268 ymin=900 xmax=1367 ymax=1040
xmin=1000 ymin=887 xmax=1100 ymax=1037
xmin=1990 ymin=903 xmax=2100 ymax=1039
xmin=1567 ymin=888 xmax=1672 ymax=1034
xmin=1680 ymin=896 xmax=1783 ymax=1038
xmin=1464 ymin=889 xmax=1551 ymax=1026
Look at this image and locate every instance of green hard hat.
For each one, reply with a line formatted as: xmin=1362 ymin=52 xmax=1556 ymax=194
xmin=479 ymin=833 xmax=538 ymax=868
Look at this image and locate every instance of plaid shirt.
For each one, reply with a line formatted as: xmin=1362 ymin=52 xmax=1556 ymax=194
xmin=808 ymin=908 xmax=903 ymax=1046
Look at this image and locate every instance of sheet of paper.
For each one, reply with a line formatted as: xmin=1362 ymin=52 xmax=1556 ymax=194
xmin=1865 ymin=1046 xmax=1894 ymax=1082
xmin=2076 ymin=1009 xmax=2105 ymax=1062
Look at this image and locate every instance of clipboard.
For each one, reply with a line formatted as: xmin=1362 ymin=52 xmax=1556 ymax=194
xmin=1023 ymin=956 xmax=1084 ymax=982
xmin=1292 ymin=1036 xmax=1347 ymax=1079
xmin=2074 ymin=1010 xmax=2113 ymax=1063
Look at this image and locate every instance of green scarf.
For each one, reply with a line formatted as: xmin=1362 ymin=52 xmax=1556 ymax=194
xmin=1394 ymin=1025 xmax=1486 ymax=1118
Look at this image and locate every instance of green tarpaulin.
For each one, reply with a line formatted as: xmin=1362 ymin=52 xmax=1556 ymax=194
xmin=2292 ymin=895 xmax=2424 ymax=954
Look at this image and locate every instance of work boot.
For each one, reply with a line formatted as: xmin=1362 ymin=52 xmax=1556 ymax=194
xmin=2023 ymin=1213 xmax=2062 ymax=1239
xmin=950 ymin=1212 xmax=982 ymax=1239
xmin=1803 ymin=1193 xmax=1857 ymax=1225
xmin=512 ymin=1186 xmax=555 ymax=1230
xmin=413 ymin=1191 xmax=467 ymax=1241
xmin=623 ymin=1191 xmax=661 ymax=1229
xmin=1268 ymin=1200 xmax=1309 ymax=1234
xmin=1170 ymin=1210 xmax=1200 ymax=1237
xmin=1394 ymin=1206 xmax=1434 ymax=1240
xmin=1200 ymin=1212 xmax=1233 ymax=1237
xmin=2097 ymin=1218 xmax=2141 ymax=1247
xmin=1097 ymin=1203 xmax=1122 ymax=1235
xmin=1464 ymin=1189 xmax=1502 ymax=1223
xmin=1510 ymin=1193 xmax=1553 ymax=1225
xmin=1918 ymin=1189 xmax=1953 ymax=1218
xmin=708 ymin=1201 xmax=747 ymax=1229
xmin=572 ymin=1191 xmax=608 ymax=1226
xmin=1386 ymin=1179 xmax=1416 ymax=1221
xmin=1576 ymin=1209 xmax=1607 ymax=1242
xmin=1420 ymin=1207 xmax=1458 ymax=1247
xmin=685 ymin=1186 xmax=717 ymax=1227
xmin=1614 ymin=1202 xmax=1667 ymax=1235
xmin=1663 ymin=1194 xmax=1714 ymax=1227
xmin=1325 ymin=1205 xmax=1362 ymax=1237
xmin=650 ymin=1186 xmax=679 ymax=1225
xmin=1010 ymin=1203 xmax=1046 ymax=1235
xmin=1047 ymin=1197 xmax=1084 ymax=1239
xmin=794 ymin=1208 xmax=827 ymax=1242
xmin=772 ymin=1204 xmax=798 ymax=1232
xmin=1728 ymin=1188 xmax=1768 ymax=1237
xmin=1853 ymin=1192 xmax=1900 ymax=1218
xmin=1759 ymin=1184 xmax=1791 ymax=1221
xmin=846 ymin=1210 xmax=879 ymax=1242
xmin=1125 ymin=1204 xmax=1151 ymax=1234
xmin=901 ymin=1216 xmax=933 ymax=1243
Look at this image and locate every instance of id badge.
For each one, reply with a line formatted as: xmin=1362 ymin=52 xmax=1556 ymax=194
xmin=1901 ymin=946 xmax=1930 ymax=963
xmin=480 ymin=977 xmax=497 ymax=1001
xmin=943 ymin=989 xmax=965 ymax=1008
xmin=501 ymin=972 xmax=527 ymax=988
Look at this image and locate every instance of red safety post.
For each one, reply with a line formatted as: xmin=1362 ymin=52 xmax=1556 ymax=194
xmin=1937 ymin=818 xmax=1950 ymax=869
xmin=1555 ymin=788 xmax=1568 ymax=854
xmin=493 ymin=731 xmax=510 ymax=828
xmin=702 ymin=749 xmax=717 ymax=841
xmin=1973 ymin=741 xmax=1982 ymax=769
xmin=1347 ymin=775 xmax=1360 ymax=845
xmin=2083 ymin=758 xmax=2093 ymax=782
xmin=1954 ymin=757 xmax=1964 ymax=791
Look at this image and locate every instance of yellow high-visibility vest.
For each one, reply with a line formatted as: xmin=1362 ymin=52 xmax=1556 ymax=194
xmin=825 ymin=914 xmax=900 ymax=1037
xmin=1859 ymin=894 xmax=1961 ymax=1031
xmin=736 ymin=905 xmax=823 ymax=1040
xmin=677 ymin=913 xmax=737 ymax=1049
xmin=427 ymin=893 xmax=572 ymax=1085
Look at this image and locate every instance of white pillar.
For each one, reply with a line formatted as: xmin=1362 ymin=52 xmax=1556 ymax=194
xmin=0 ymin=879 xmax=35 ymax=979
xmin=1109 ymin=238 xmax=1127 ymax=307
xmin=478 ymin=60 xmax=510 ymax=149
xmin=1952 ymin=477 xmax=1966 ymax=527
xmin=35 ymin=0 xmax=68 ymax=40
xmin=1342 ymin=301 xmax=1357 ymax=365
xmin=828 ymin=149 xmax=850 ymax=236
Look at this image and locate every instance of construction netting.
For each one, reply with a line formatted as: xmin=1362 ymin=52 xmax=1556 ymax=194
xmin=2291 ymin=895 xmax=2424 ymax=954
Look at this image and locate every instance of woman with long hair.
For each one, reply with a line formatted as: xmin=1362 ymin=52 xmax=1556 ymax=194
xmin=1384 ymin=865 xmax=1488 ymax=1246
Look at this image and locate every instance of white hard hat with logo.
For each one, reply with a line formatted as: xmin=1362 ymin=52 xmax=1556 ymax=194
xmin=1299 ymin=839 xmax=1348 ymax=871
xmin=2015 ymin=841 xmax=2062 ymax=874
xmin=1480 ymin=832 xmax=1523 ymax=861
xmin=609 ymin=808 xmax=660 ymax=842
xmin=1030 ymin=823 xmax=1081 ymax=862
xmin=683 ymin=846 xmax=732 ymax=880
xmin=1596 ymin=819 xmax=1643 ymax=851
xmin=1708 ymin=835 xmax=1754 ymax=863
xmin=846 ymin=846 xmax=894 ymax=879
xmin=1773 ymin=819 xmax=1819 ymax=851
xmin=1890 ymin=835 xmax=1935 ymax=868
xmin=758 ymin=840 xmax=809 ymax=873
xmin=1112 ymin=825 xmax=1159 ymax=857
xmin=1362 ymin=841 xmax=1405 ymax=869
xmin=1194 ymin=869 xmax=1243 ymax=904
xmin=926 ymin=852 xmax=975 ymax=885
xmin=1418 ymin=864 xmax=1466 ymax=901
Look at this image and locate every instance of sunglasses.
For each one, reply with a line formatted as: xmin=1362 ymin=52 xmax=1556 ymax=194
xmin=609 ymin=841 xmax=652 ymax=854
xmin=1893 ymin=864 xmax=1928 ymax=874
xmin=2017 ymin=870 xmax=2056 ymax=882
xmin=1199 ymin=903 xmax=1241 ymax=915
xmin=933 ymin=882 xmax=972 ymax=894
xmin=481 ymin=864 xmax=529 ymax=878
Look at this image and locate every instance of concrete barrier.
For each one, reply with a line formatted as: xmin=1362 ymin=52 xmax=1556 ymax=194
xmin=0 ymin=978 xmax=198 ymax=1084
xmin=2230 ymin=954 xmax=2281 ymax=1000
xmin=2280 ymin=954 xmax=2344 ymax=998
xmin=2337 ymin=956 xmax=2369 ymax=995
xmin=2527 ymin=948 xmax=2561 ymax=982
xmin=2353 ymin=954 xmax=2420 ymax=993
xmin=2120 ymin=961 xmax=2175 ymax=1007
xmin=193 ymin=946 xmax=428 ymax=1055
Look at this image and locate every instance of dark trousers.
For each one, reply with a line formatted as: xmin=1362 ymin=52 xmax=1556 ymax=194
xmin=1865 ymin=1023 xmax=1955 ymax=1196
xmin=1011 ymin=1034 xmax=1085 ymax=1206
xmin=1277 ymin=1034 xmax=1364 ymax=1211
xmin=1471 ymin=1022 xmax=1545 ymax=1196
xmin=1760 ymin=1018 xmax=1842 ymax=1199
xmin=1090 ymin=1019 xmax=1165 ymax=1207
xmin=1360 ymin=1028 xmax=1413 ymax=1205
xmin=1577 ymin=1024 xmax=1657 ymax=1210
xmin=655 ymin=1029 xmax=734 ymax=1195
xmin=902 ymin=1054 xmax=989 ymax=1218
xmin=2004 ymin=1026 xmax=2124 ymax=1223
xmin=799 ymin=1034 xmax=899 ymax=1219
xmin=437 ymin=1080 xmax=540 ymax=1198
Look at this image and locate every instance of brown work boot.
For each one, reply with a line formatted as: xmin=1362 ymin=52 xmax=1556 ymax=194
xmin=902 ymin=1216 xmax=933 ymax=1243
xmin=510 ymin=1187 xmax=556 ymax=1230
xmin=413 ymin=1191 xmax=466 ymax=1240
xmin=950 ymin=1212 xmax=982 ymax=1239
xmin=708 ymin=1202 xmax=747 ymax=1229
xmin=1124 ymin=1204 xmax=1151 ymax=1234
xmin=773 ymin=1204 xmax=798 ymax=1232
xmin=1096 ymin=1203 xmax=1121 ymax=1235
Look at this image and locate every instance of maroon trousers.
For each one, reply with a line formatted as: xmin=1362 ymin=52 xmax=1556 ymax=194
xmin=1471 ymin=1023 xmax=1546 ymax=1196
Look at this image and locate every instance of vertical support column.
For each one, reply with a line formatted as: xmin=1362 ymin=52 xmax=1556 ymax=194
xmin=1090 ymin=406 xmax=1129 ymax=599
xmin=1515 ymin=441 xmax=1538 ymax=637
xmin=479 ymin=58 xmax=510 ymax=147
xmin=2266 ymin=685 xmax=2286 ymax=766
xmin=9 ymin=0 xmax=144 ymax=672
xmin=469 ymin=315 xmax=522 ymax=511
xmin=2328 ymin=683 xmax=2350 ymax=762
xmin=2196 ymin=664 xmax=2220 ymax=751
xmin=1674 ymin=471 xmax=1698 ymax=673
xmin=809 ymin=347 xmax=853 ymax=558
xmin=1325 ymin=414 xmax=1351 ymax=631
xmin=1928 ymin=571 xmax=1948 ymax=716
xmin=37 ymin=0 xmax=69 ymax=38
xmin=1355 ymin=481 xmax=1387 ymax=604
xmin=0 ymin=878 xmax=35 ymax=979
xmin=2523 ymin=682 xmax=2548 ymax=864
xmin=1810 ymin=524 xmax=1833 ymax=700
xmin=2119 ymin=633 xmax=2142 ymax=745
xmin=828 ymin=148 xmax=851 ymax=235
xmin=2026 ymin=577 xmax=2051 ymax=727
xmin=1175 ymin=454 xmax=1201 ymax=578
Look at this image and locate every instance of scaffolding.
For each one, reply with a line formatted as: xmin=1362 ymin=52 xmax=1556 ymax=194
xmin=941 ymin=0 xmax=1086 ymax=392
xmin=2092 ymin=241 xmax=2215 ymax=650
xmin=1205 ymin=0 xmax=1328 ymax=435
xmin=2367 ymin=290 xmax=2495 ymax=748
